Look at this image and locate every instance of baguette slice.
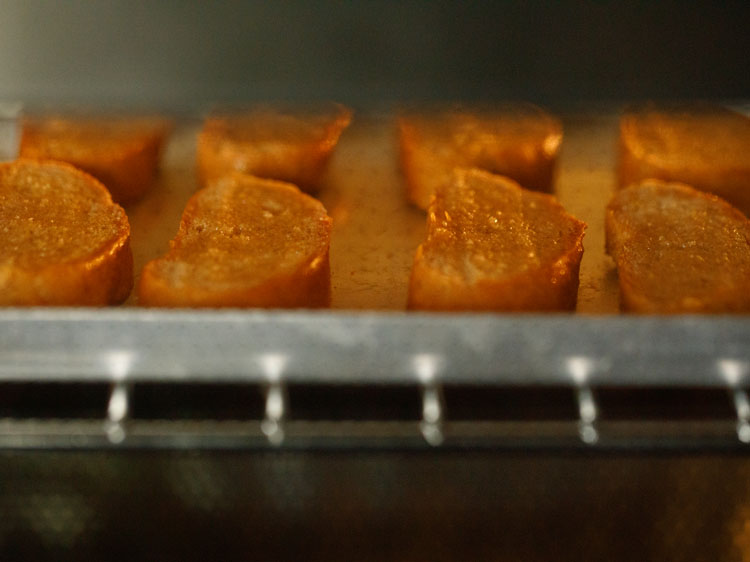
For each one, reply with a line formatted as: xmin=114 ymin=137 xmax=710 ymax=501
xmin=0 ymin=159 xmax=133 ymax=305
xmin=19 ymin=115 xmax=171 ymax=204
xmin=606 ymin=180 xmax=750 ymax=313
xmin=618 ymin=102 xmax=750 ymax=215
xmin=138 ymin=173 xmax=332 ymax=308
xmin=398 ymin=103 xmax=562 ymax=209
xmin=197 ymin=103 xmax=352 ymax=192
xmin=408 ymin=168 xmax=586 ymax=311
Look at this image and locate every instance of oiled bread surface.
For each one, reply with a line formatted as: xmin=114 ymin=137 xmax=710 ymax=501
xmin=618 ymin=103 xmax=750 ymax=216
xmin=19 ymin=115 xmax=171 ymax=204
xmin=197 ymin=103 xmax=352 ymax=192
xmin=398 ymin=103 xmax=562 ymax=209
xmin=0 ymin=159 xmax=133 ymax=305
xmin=409 ymin=168 xmax=585 ymax=311
xmin=139 ymin=173 xmax=332 ymax=308
xmin=606 ymin=180 xmax=750 ymax=313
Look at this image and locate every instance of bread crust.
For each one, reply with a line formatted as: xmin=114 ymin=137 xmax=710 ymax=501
xmin=408 ymin=168 xmax=585 ymax=312
xmin=19 ymin=115 xmax=171 ymax=204
xmin=0 ymin=159 xmax=133 ymax=306
xmin=197 ymin=103 xmax=352 ymax=192
xmin=138 ymin=173 xmax=332 ymax=308
xmin=398 ymin=103 xmax=562 ymax=210
xmin=606 ymin=180 xmax=750 ymax=313
xmin=617 ymin=102 xmax=750 ymax=216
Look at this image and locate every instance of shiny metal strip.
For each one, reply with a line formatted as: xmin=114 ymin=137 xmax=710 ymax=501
xmin=0 ymin=418 xmax=742 ymax=451
xmin=0 ymin=310 xmax=747 ymax=386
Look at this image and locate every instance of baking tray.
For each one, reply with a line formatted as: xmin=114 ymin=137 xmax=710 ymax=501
xmin=0 ymin=103 xmax=748 ymax=450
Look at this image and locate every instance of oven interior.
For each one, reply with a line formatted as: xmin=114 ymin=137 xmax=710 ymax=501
xmin=1 ymin=2 xmax=749 ymax=560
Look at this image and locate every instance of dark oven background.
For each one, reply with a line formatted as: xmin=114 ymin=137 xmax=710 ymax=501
xmin=0 ymin=1 xmax=747 ymax=107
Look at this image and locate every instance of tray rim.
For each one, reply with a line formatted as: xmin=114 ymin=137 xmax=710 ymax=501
xmin=0 ymin=308 xmax=747 ymax=386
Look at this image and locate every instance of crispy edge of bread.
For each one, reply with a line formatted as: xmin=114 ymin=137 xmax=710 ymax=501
xmin=397 ymin=105 xmax=562 ymax=210
xmin=196 ymin=104 xmax=353 ymax=193
xmin=19 ymin=117 xmax=172 ymax=205
xmin=605 ymin=179 xmax=750 ymax=314
xmin=407 ymin=169 xmax=586 ymax=312
xmin=617 ymin=105 xmax=750 ymax=216
xmin=0 ymin=158 xmax=134 ymax=306
xmin=138 ymin=174 xmax=332 ymax=309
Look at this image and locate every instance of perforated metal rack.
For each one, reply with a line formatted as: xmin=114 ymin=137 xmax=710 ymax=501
xmin=1 ymin=309 xmax=748 ymax=450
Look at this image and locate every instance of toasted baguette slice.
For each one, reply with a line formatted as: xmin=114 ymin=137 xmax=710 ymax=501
xmin=618 ymin=102 xmax=750 ymax=215
xmin=19 ymin=115 xmax=171 ymax=204
xmin=408 ymin=168 xmax=586 ymax=311
xmin=606 ymin=180 xmax=750 ymax=313
xmin=138 ymin=173 xmax=332 ymax=308
xmin=398 ymin=103 xmax=562 ymax=209
xmin=0 ymin=159 xmax=133 ymax=305
xmin=197 ymin=103 xmax=352 ymax=192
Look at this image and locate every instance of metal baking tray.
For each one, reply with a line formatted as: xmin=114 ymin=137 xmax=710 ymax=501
xmin=1 ymin=103 xmax=748 ymax=450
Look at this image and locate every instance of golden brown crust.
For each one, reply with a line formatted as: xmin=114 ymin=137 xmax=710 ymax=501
xmin=19 ymin=115 xmax=171 ymax=204
xmin=398 ymin=103 xmax=562 ymax=209
xmin=606 ymin=180 xmax=750 ymax=314
xmin=408 ymin=168 xmax=586 ymax=311
xmin=138 ymin=173 xmax=332 ymax=308
xmin=197 ymin=103 xmax=352 ymax=193
xmin=0 ymin=159 xmax=133 ymax=305
xmin=617 ymin=102 xmax=750 ymax=216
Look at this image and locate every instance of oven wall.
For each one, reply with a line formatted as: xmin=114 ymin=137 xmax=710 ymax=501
xmin=2 ymin=451 xmax=749 ymax=561
xmin=0 ymin=1 xmax=747 ymax=108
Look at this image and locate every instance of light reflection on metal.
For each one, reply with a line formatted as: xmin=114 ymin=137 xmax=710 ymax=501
xmin=259 ymin=353 xmax=287 ymax=383
xmin=718 ymin=359 xmax=748 ymax=387
xmin=576 ymin=386 xmax=599 ymax=445
xmin=420 ymin=383 xmax=445 ymax=446
xmin=104 ymin=350 xmax=133 ymax=382
xmin=413 ymin=353 xmax=442 ymax=384
xmin=105 ymin=382 xmax=130 ymax=444
xmin=733 ymin=389 xmax=750 ymax=444
xmin=566 ymin=355 xmax=594 ymax=386
xmin=413 ymin=353 xmax=446 ymax=445
xmin=260 ymin=352 xmax=288 ymax=446
xmin=261 ymin=383 xmax=286 ymax=446
xmin=718 ymin=359 xmax=750 ymax=444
